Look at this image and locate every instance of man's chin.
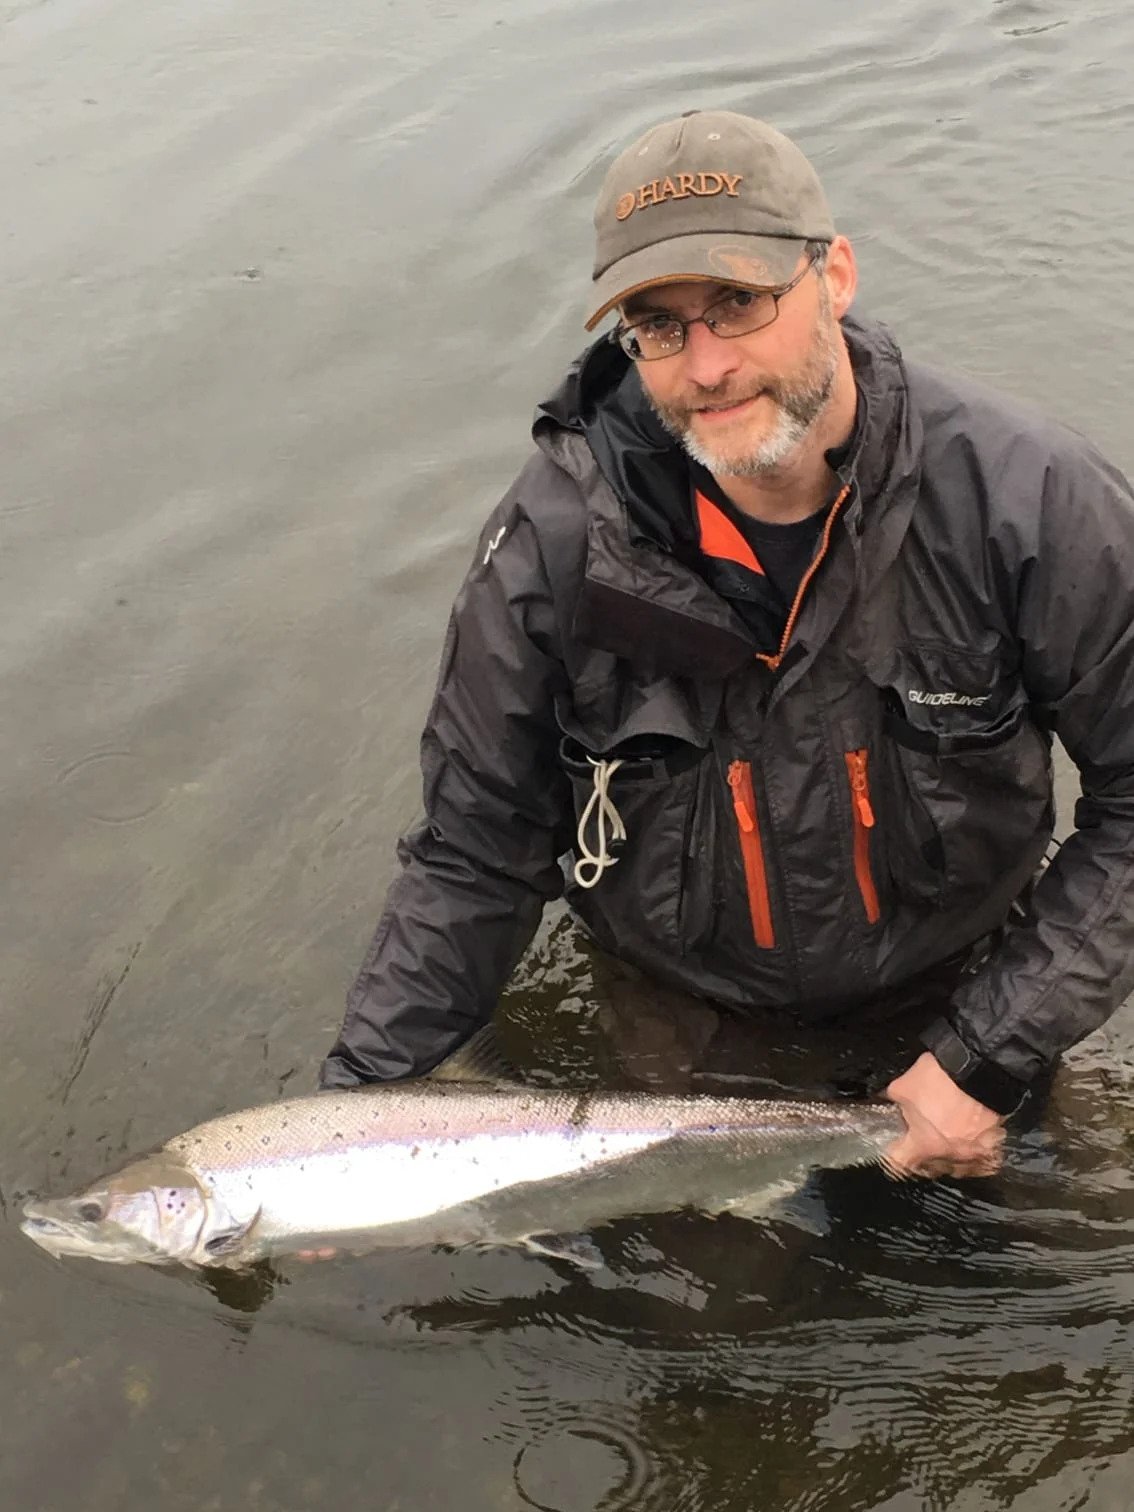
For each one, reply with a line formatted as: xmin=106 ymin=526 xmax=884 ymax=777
xmin=683 ymin=423 xmax=774 ymax=476
xmin=684 ymin=405 xmax=818 ymax=478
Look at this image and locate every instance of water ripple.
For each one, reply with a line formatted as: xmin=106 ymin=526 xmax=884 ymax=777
xmin=512 ymin=1412 xmax=655 ymax=1512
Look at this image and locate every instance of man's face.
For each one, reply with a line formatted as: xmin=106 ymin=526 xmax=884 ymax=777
xmin=622 ymin=257 xmax=840 ymax=477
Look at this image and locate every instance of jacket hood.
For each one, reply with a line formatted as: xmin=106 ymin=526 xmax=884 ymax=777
xmin=534 ymin=332 xmax=695 ymax=555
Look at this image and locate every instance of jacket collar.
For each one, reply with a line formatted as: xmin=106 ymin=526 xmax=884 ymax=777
xmin=533 ymin=314 xmax=920 ymax=680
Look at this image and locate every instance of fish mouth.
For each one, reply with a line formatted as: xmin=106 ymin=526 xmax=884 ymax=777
xmin=20 ymin=1203 xmax=150 ymax=1263
xmin=21 ymin=1212 xmax=96 ymax=1257
xmin=21 ymin=1202 xmax=74 ymax=1239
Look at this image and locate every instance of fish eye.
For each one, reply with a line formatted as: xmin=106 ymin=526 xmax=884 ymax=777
xmin=77 ymin=1200 xmax=104 ymax=1223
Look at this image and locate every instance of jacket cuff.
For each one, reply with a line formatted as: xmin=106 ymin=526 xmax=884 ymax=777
xmin=920 ymin=1019 xmax=1031 ymax=1117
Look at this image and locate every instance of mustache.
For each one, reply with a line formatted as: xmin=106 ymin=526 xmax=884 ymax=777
xmin=663 ymin=382 xmax=771 ymax=420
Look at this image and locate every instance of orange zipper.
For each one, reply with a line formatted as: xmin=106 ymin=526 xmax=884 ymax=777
xmin=756 ymin=482 xmax=852 ymax=671
xmin=845 ymin=749 xmax=881 ymax=925
xmin=727 ymin=760 xmax=776 ymax=948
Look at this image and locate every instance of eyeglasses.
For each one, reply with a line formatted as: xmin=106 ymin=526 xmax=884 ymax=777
xmin=614 ymin=254 xmax=817 ymax=362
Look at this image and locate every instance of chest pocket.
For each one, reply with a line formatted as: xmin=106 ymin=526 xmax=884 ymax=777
xmin=558 ymin=730 xmax=716 ymax=956
xmin=881 ymin=700 xmax=1054 ymax=907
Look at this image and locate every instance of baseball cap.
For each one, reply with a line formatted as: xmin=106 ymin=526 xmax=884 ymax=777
xmin=585 ymin=110 xmax=834 ymax=330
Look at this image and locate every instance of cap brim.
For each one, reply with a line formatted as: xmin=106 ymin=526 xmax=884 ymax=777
xmin=584 ymin=233 xmax=808 ymax=331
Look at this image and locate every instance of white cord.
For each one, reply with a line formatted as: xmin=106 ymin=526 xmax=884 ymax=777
xmin=572 ymin=758 xmax=626 ymax=889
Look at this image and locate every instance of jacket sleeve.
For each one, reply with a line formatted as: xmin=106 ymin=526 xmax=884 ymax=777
xmin=319 ymin=486 xmax=573 ymax=1087
xmin=947 ymin=437 xmax=1134 ymax=1087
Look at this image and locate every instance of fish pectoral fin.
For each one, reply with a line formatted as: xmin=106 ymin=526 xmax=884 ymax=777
xmin=702 ymin=1179 xmax=801 ymax=1223
xmin=521 ymin=1232 xmax=605 ymax=1271
xmin=201 ymin=1207 xmax=262 ymax=1264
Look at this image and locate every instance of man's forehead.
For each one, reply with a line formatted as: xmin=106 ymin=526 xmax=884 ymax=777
xmin=622 ymin=280 xmax=745 ymax=318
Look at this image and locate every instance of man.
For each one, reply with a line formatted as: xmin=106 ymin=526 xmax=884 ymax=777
xmin=320 ymin=110 xmax=1134 ymax=1179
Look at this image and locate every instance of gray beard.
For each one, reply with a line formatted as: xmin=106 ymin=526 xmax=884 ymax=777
xmin=647 ymin=317 xmax=840 ymax=478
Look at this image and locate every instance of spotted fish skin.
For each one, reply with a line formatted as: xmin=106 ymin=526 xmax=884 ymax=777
xmin=20 ymin=1082 xmax=904 ymax=1268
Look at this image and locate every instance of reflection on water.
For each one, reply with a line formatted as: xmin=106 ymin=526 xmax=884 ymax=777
xmin=4 ymin=0 xmax=1134 ymax=1506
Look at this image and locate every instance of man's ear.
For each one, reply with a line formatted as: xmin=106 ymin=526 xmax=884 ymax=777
xmin=824 ymin=235 xmax=858 ymax=320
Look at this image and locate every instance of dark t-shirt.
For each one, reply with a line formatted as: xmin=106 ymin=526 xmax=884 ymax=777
xmin=720 ymin=495 xmax=829 ymax=609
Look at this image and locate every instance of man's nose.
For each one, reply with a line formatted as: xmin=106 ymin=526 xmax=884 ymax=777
xmin=679 ymin=318 xmax=742 ymax=389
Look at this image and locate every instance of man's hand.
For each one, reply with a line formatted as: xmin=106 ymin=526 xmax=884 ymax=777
xmin=884 ymin=1051 xmax=1006 ymax=1179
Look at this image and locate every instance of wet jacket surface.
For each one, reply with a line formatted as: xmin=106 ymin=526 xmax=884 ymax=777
xmin=320 ymin=315 xmax=1134 ymax=1093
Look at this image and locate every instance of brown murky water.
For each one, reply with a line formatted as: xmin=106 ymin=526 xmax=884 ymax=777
xmin=3 ymin=1 xmax=1133 ymax=1507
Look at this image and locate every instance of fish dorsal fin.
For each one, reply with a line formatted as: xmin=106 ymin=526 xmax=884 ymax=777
xmin=427 ymin=1022 xmax=519 ymax=1083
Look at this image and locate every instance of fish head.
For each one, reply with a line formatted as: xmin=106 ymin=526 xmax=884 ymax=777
xmin=21 ymin=1154 xmax=212 ymax=1265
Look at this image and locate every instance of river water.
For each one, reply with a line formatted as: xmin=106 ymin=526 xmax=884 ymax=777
xmin=3 ymin=0 xmax=1134 ymax=1507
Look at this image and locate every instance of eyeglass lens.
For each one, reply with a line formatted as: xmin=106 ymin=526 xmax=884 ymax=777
xmin=620 ymin=288 xmax=780 ymax=360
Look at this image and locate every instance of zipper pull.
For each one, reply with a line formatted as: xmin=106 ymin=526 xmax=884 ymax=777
xmin=727 ymin=761 xmax=755 ymax=832
xmin=848 ymin=752 xmax=875 ymax=828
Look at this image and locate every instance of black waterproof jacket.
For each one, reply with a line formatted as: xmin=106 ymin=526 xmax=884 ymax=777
xmin=321 ymin=315 xmax=1134 ymax=1096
